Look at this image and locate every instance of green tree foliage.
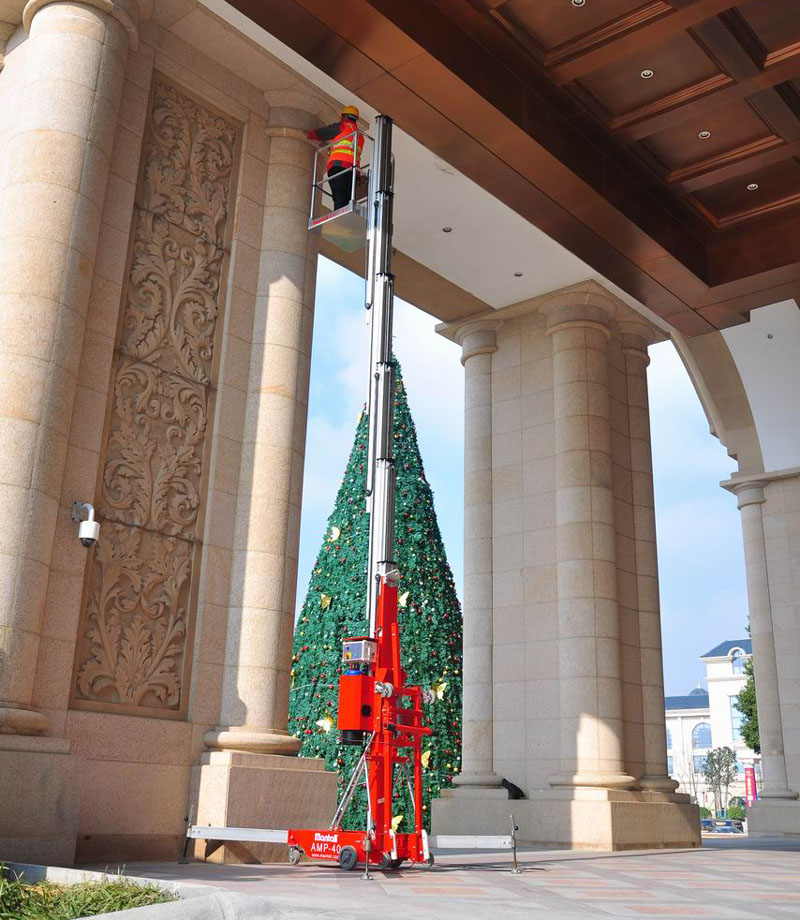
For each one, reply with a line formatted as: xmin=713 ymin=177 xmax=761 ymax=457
xmin=703 ymin=746 xmax=739 ymax=814
xmin=735 ymin=657 xmax=760 ymax=754
xmin=726 ymin=803 xmax=746 ymax=820
xmin=699 ymin=806 xmax=712 ymax=819
xmin=288 ymin=360 xmax=462 ymax=831
xmin=0 ymin=872 xmax=175 ymax=919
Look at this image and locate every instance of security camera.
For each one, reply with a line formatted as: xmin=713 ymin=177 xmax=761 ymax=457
xmin=71 ymin=502 xmax=100 ymax=548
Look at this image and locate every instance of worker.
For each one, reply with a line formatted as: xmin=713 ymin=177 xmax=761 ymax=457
xmin=308 ymin=105 xmax=364 ymax=211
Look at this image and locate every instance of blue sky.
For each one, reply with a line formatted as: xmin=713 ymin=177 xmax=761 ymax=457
xmin=298 ymin=256 xmax=749 ymax=696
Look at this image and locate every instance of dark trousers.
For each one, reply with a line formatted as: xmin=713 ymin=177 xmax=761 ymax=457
xmin=328 ymin=164 xmax=355 ymax=210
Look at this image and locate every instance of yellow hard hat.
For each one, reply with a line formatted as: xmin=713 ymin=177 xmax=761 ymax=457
xmin=341 ymin=105 xmax=360 ymax=118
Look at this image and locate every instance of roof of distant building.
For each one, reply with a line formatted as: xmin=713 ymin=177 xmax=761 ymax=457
xmin=700 ymin=639 xmax=752 ymax=659
xmin=665 ymin=691 xmax=709 ymax=711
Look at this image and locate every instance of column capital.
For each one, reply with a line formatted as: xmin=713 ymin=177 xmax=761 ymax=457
xmin=454 ymin=319 xmax=502 ymax=365
xmin=541 ymin=288 xmax=617 ymax=336
xmin=24 ymin=0 xmax=151 ymax=50
xmin=618 ymin=317 xmax=661 ymax=365
xmin=265 ymin=90 xmax=341 ymax=134
xmin=724 ymin=479 xmax=767 ymax=509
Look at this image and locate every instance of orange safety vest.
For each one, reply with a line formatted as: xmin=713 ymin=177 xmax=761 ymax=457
xmin=327 ymin=120 xmax=364 ymax=170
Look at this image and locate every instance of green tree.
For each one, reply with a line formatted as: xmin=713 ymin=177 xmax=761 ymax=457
xmin=735 ymin=657 xmax=760 ymax=753
xmin=288 ymin=359 xmax=462 ymax=831
xmin=703 ymin=747 xmax=739 ymax=815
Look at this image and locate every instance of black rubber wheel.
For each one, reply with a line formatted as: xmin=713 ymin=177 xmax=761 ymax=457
xmin=389 ymin=858 xmax=405 ymax=870
xmin=288 ymin=846 xmax=301 ymax=866
xmin=339 ymin=845 xmax=358 ymax=871
xmin=423 ymin=852 xmax=435 ymax=869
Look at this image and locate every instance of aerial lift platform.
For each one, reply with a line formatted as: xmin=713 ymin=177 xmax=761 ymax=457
xmin=185 ymin=115 xmax=521 ymax=876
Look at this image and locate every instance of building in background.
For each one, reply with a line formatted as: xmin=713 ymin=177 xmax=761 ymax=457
xmin=665 ymin=640 xmax=757 ymax=810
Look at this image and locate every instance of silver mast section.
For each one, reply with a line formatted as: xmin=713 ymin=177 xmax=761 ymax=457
xmin=364 ymin=115 xmax=396 ymax=637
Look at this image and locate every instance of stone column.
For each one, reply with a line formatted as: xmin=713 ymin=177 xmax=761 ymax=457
xmin=206 ymin=98 xmax=331 ymax=754
xmin=621 ymin=323 xmax=678 ymax=793
xmin=544 ymin=294 xmax=635 ymax=789
xmin=730 ymin=482 xmax=797 ymax=799
xmin=0 ymin=0 xmax=145 ymax=735
xmin=452 ymin=321 xmax=503 ymax=789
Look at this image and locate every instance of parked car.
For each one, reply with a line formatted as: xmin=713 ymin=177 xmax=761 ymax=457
xmin=710 ymin=825 xmax=744 ymax=834
xmin=700 ymin=819 xmax=715 ymax=831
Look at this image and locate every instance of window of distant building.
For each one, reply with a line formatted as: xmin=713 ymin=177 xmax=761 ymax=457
xmin=667 ymin=755 xmax=674 ymax=775
xmin=692 ymin=722 xmax=712 ymax=749
xmin=693 ymin=754 xmax=707 ymax=773
xmin=731 ymin=649 xmax=745 ymax=675
xmin=730 ymin=696 xmax=743 ymax=743
xmin=666 ymin=727 xmax=672 ymax=750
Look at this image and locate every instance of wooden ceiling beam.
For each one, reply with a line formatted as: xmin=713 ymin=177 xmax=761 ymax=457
xmin=542 ymin=0 xmax=740 ymax=85
xmin=228 ymin=0 xmax=800 ymax=332
xmin=615 ymin=43 xmax=800 ymax=143
xmin=667 ymin=136 xmax=800 ymax=195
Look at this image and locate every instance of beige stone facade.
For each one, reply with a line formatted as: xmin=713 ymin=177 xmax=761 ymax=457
xmin=722 ymin=472 xmax=800 ymax=834
xmin=0 ymin=0 xmax=338 ymax=865
xmin=433 ymin=284 xmax=696 ymax=849
xmin=675 ymin=303 xmax=800 ymax=837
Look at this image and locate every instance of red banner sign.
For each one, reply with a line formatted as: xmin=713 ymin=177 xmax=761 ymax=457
xmin=745 ymin=766 xmax=758 ymax=806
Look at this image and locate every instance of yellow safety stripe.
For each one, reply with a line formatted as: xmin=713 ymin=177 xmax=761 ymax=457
xmin=329 ymin=130 xmax=363 ymax=164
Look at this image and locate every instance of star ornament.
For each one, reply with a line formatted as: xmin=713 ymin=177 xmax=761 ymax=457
xmin=320 ymin=593 xmax=332 ymax=609
xmin=433 ymin=681 xmax=448 ymax=700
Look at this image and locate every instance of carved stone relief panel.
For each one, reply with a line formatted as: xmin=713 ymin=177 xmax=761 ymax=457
xmin=71 ymin=79 xmax=239 ymax=718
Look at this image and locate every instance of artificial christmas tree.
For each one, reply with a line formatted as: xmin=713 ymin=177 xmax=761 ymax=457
xmin=288 ymin=359 xmax=462 ymax=831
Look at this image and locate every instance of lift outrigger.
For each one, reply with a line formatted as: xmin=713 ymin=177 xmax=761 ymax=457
xmin=185 ymin=115 xmax=521 ymax=874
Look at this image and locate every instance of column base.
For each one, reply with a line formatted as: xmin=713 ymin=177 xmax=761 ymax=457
xmin=0 ymin=734 xmax=78 ymax=865
xmin=0 ymin=705 xmax=48 ymax=735
xmin=639 ymin=773 xmax=681 ymax=793
xmin=433 ymin=786 xmax=699 ymax=850
xmin=748 ymin=798 xmax=800 ymax=837
xmin=191 ymin=751 xmax=337 ymax=863
xmin=452 ymin=771 xmax=505 ymax=789
xmin=203 ymin=727 xmax=301 ymax=754
xmin=549 ymin=771 xmax=637 ymax=789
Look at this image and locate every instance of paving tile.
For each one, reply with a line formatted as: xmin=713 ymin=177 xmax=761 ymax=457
xmin=115 ymin=837 xmax=800 ymax=920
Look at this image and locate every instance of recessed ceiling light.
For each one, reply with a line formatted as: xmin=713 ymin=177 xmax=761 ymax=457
xmin=571 ymin=0 xmax=586 ymax=6
xmin=640 ymin=69 xmax=654 ymax=79
xmin=514 ymin=272 xmax=523 ymax=277
xmin=442 ymin=226 xmax=453 ymax=233
xmin=746 ymin=183 xmax=759 ymax=191
xmin=698 ymin=130 xmax=711 ymax=139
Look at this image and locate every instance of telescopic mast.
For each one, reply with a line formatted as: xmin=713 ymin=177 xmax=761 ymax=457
xmin=364 ymin=115 xmax=397 ymax=637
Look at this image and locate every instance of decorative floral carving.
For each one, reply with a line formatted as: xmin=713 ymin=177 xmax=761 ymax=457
xmin=72 ymin=80 xmax=238 ymax=715
xmin=76 ymin=525 xmax=190 ymax=707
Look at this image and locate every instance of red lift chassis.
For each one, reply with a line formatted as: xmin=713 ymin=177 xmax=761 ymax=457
xmin=287 ymin=578 xmax=432 ymax=870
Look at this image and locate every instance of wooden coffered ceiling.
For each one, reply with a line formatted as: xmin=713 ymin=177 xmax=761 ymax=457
xmin=231 ymin=0 xmax=800 ymax=335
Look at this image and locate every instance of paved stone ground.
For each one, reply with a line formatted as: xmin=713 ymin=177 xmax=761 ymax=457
xmin=119 ymin=838 xmax=800 ymax=919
